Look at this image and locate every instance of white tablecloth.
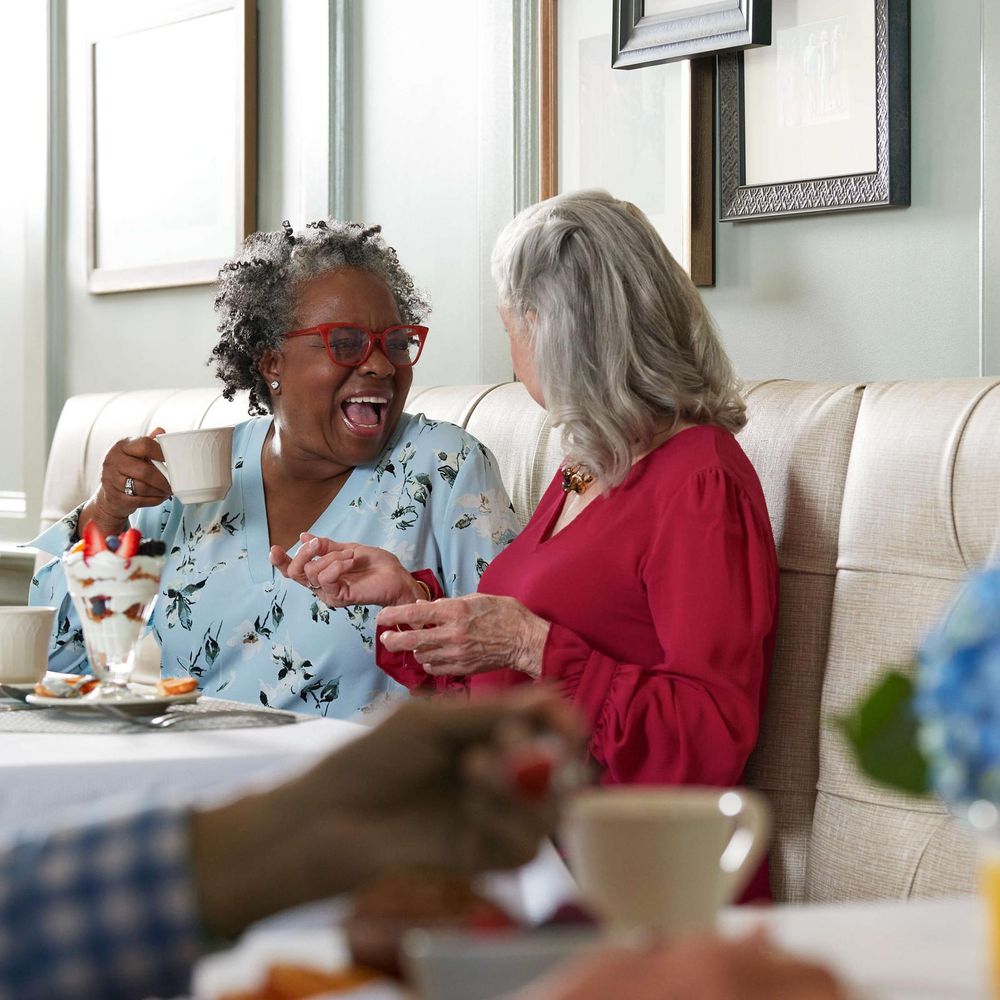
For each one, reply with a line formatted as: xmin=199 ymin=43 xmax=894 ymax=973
xmin=0 ymin=709 xmax=364 ymax=836
xmin=721 ymin=896 xmax=987 ymax=999
xmin=195 ymin=895 xmax=990 ymax=1000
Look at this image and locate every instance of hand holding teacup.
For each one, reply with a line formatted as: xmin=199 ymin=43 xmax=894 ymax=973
xmin=82 ymin=427 xmax=172 ymax=537
xmin=80 ymin=426 xmax=234 ymax=540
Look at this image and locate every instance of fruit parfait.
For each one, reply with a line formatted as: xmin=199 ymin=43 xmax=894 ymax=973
xmin=62 ymin=523 xmax=166 ymax=699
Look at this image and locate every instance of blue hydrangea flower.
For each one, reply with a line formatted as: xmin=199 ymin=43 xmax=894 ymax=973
xmin=915 ymin=566 xmax=1000 ymax=805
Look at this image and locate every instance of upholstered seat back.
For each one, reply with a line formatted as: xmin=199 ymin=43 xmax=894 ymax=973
xmin=41 ymin=378 xmax=999 ymax=903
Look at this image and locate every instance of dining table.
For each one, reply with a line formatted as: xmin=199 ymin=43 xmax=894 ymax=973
xmin=2 ymin=694 xmax=991 ymax=999
xmin=0 ymin=695 xmax=365 ymax=837
xmin=191 ymin=891 xmax=991 ymax=1000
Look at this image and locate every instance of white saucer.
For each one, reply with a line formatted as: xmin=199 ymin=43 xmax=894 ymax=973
xmin=25 ymin=684 xmax=200 ymax=713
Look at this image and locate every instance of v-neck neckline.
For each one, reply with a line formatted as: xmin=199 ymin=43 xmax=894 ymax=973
xmin=537 ymin=483 xmax=603 ymax=545
xmin=240 ymin=417 xmax=369 ymax=584
xmin=535 ymin=426 xmax=707 ymax=547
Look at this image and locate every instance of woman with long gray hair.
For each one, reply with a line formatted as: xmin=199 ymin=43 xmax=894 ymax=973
xmin=280 ymin=191 xmax=778 ymax=895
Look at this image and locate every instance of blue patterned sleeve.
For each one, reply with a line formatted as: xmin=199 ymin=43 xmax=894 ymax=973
xmin=0 ymin=807 xmax=203 ymax=1000
xmin=432 ymin=436 xmax=519 ymax=597
xmin=27 ymin=506 xmax=88 ymax=673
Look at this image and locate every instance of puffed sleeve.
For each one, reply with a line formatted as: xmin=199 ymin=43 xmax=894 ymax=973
xmin=541 ymin=468 xmax=778 ymax=786
xmin=27 ymin=505 xmax=89 ymax=673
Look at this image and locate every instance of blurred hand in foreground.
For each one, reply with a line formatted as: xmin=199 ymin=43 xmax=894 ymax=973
xmin=192 ymin=692 xmax=584 ymax=938
xmin=520 ymin=931 xmax=849 ymax=1000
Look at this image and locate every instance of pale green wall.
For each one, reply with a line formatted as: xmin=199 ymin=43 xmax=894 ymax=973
xmin=61 ymin=0 xmax=335 ymax=400
xmin=56 ymin=0 xmax=993 ymax=404
xmin=704 ymin=0 xmax=990 ymax=381
xmin=0 ymin=0 xmax=994 ymax=595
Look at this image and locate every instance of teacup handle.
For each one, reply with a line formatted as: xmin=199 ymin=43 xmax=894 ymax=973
xmin=717 ymin=789 xmax=771 ymax=902
xmin=151 ymin=459 xmax=171 ymax=487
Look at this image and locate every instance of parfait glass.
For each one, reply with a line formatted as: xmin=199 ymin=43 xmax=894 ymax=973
xmin=64 ymin=566 xmax=161 ymax=700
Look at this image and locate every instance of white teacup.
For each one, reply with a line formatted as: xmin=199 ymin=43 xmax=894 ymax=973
xmin=563 ymin=786 xmax=770 ymax=936
xmin=0 ymin=606 xmax=56 ymax=684
xmin=152 ymin=426 xmax=235 ymax=504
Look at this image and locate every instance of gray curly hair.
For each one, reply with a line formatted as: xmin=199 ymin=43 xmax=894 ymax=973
xmin=491 ymin=189 xmax=746 ymax=487
xmin=212 ymin=219 xmax=431 ymax=415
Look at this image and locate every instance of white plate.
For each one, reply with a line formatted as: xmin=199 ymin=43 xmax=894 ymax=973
xmin=25 ymin=684 xmax=200 ymax=713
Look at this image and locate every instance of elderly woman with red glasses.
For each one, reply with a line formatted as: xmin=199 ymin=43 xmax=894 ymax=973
xmin=29 ymin=220 xmax=517 ymax=718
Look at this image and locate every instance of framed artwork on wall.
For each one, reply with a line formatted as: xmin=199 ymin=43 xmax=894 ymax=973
xmin=719 ymin=0 xmax=909 ymax=221
xmin=86 ymin=0 xmax=257 ymax=294
xmin=541 ymin=0 xmax=715 ymax=286
xmin=612 ymin=0 xmax=771 ymax=68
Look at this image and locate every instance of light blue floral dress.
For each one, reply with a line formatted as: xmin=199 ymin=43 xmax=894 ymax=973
xmin=29 ymin=413 xmax=518 ymax=719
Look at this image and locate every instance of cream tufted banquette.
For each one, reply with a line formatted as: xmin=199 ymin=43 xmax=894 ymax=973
xmin=38 ymin=379 xmax=1000 ymax=904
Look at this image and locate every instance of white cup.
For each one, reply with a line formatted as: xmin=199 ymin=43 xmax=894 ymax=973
xmin=0 ymin=606 xmax=56 ymax=684
xmin=563 ymin=786 xmax=770 ymax=936
xmin=152 ymin=426 xmax=234 ymax=504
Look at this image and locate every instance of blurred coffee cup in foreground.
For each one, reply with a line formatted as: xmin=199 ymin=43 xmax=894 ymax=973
xmin=563 ymin=786 xmax=770 ymax=936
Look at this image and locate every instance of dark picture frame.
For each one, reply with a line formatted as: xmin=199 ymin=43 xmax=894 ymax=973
xmin=612 ymin=0 xmax=771 ymax=68
xmin=541 ymin=0 xmax=716 ymax=286
xmin=86 ymin=0 xmax=257 ymax=293
xmin=719 ymin=0 xmax=909 ymax=222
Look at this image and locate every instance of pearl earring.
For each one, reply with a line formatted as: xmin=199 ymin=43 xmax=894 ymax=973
xmin=270 ymin=380 xmax=280 ymax=391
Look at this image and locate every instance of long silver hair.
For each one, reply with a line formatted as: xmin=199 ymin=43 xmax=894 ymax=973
xmin=491 ymin=189 xmax=746 ymax=486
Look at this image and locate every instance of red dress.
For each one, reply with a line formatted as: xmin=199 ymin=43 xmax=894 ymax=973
xmin=378 ymin=425 xmax=779 ymax=900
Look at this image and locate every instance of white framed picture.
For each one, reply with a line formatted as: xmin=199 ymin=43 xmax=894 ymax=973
xmin=87 ymin=0 xmax=257 ymax=293
xmin=541 ymin=0 xmax=715 ymax=285
xmin=720 ymin=0 xmax=909 ymax=221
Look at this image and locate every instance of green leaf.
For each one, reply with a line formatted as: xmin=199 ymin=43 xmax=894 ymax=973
xmin=835 ymin=670 xmax=931 ymax=796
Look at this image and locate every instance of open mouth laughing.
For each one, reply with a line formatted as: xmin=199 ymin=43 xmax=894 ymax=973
xmin=341 ymin=394 xmax=390 ymax=436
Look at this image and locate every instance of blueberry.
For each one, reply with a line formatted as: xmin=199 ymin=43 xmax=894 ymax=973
xmin=90 ymin=597 xmax=108 ymax=616
xmin=105 ymin=536 xmax=121 ymax=552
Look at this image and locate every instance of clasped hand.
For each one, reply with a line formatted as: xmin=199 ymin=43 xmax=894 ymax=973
xmin=378 ymin=593 xmax=550 ymax=678
xmin=272 ymin=533 xmax=551 ymax=677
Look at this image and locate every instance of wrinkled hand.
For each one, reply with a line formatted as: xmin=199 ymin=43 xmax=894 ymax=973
xmin=270 ymin=533 xmax=424 ymax=608
xmin=79 ymin=428 xmax=171 ymax=538
xmin=192 ymin=693 xmax=586 ymax=937
xmin=378 ymin=593 xmax=551 ymax=678
xmin=519 ymin=931 xmax=849 ymax=1000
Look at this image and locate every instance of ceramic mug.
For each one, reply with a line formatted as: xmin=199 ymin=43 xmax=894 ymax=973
xmin=0 ymin=606 xmax=56 ymax=684
xmin=563 ymin=786 xmax=771 ymax=935
xmin=152 ymin=426 xmax=235 ymax=504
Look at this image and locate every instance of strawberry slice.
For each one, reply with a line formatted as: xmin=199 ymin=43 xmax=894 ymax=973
xmin=464 ymin=900 xmax=518 ymax=933
xmin=117 ymin=527 xmax=141 ymax=562
xmin=83 ymin=521 xmax=108 ymax=561
xmin=509 ymin=752 xmax=554 ymax=801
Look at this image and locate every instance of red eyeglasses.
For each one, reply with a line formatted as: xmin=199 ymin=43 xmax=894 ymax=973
xmin=284 ymin=323 xmax=428 ymax=368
